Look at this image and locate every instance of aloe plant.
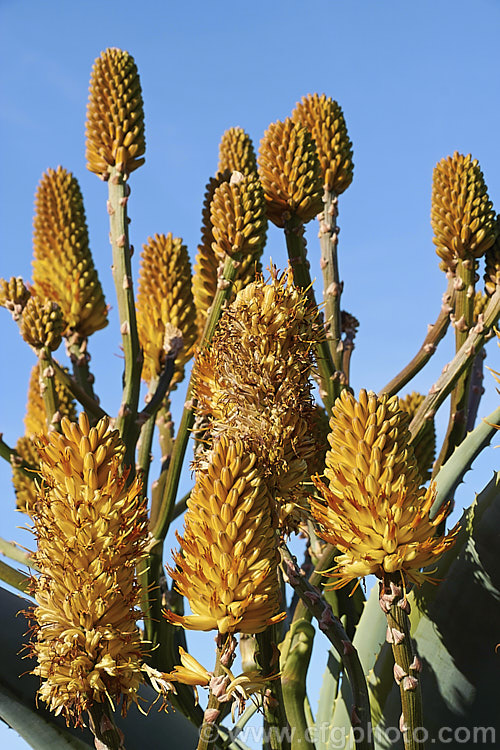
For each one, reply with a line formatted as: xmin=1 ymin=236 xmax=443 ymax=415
xmin=0 ymin=47 xmax=499 ymax=750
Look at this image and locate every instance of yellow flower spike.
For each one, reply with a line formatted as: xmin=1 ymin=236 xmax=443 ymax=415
xmin=218 ymin=127 xmax=258 ymax=176
xmin=0 ymin=276 xmax=31 ymax=320
xmin=210 ymin=171 xmax=267 ymax=261
xmin=398 ymin=392 xmax=436 ymax=482
xmin=310 ymin=389 xmax=458 ymax=588
xmin=27 ymin=413 xmax=147 ymax=725
xmin=484 ymin=216 xmax=500 ymax=296
xmin=86 ymin=48 xmax=146 ymax=178
xmin=291 ymin=93 xmax=354 ymax=194
xmin=32 ymin=167 xmax=108 ymax=338
xmin=258 ymin=117 xmax=323 ymax=227
xmin=12 ymin=436 xmax=39 ymax=514
xmin=165 ymin=436 xmax=284 ymax=635
xmin=24 ymin=364 xmax=77 ymax=438
xmin=20 ymin=296 xmax=65 ymax=352
xmin=431 ymin=151 xmax=497 ymax=269
xmin=136 ymin=233 xmax=197 ymax=387
xmin=192 ymin=270 xmax=320 ymax=528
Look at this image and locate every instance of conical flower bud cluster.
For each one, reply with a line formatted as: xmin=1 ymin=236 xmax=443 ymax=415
xmin=136 ymin=233 xmax=197 ymax=387
xmin=32 ymin=167 xmax=108 ymax=338
xmin=311 ymin=389 xmax=457 ymax=587
xmin=165 ymin=436 xmax=284 ymax=634
xmin=192 ymin=171 xmax=265 ymax=341
xmin=210 ymin=172 xmax=267 ymax=260
xmin=193 ymin=270 xmax=319 ymax=526
xmin=0 ymin=276 xmax=31 ymax=320
xmin=86 ymin=48 xmax=145 ymax=178
xmin=20 ymin=296 xmax=65 ymax=351
xmin=27 ymin=413 xmax=147 ymax=725
xmin=484 ymin=215 xmax=500 ymax=297
xmin=218 ymin=127 xmax=257 ymax=176
xmin=13 ymin=365 xmax=77 ymax=513
xmin=258 ymin=118 xmax=323 ymax=227
xmin=398 ymin=391 xmax=435 ymax=481
xmin=431 ymin=152 xmax=497 ymax=269
xmin=291 ymin=94 xmax=354 ymax=194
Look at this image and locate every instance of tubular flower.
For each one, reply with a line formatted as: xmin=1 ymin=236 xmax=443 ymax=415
xmin=0 ymin=276 xmax=31 ymax=320
xmin=398 ymin=392 xmax=435 ymax=482
xmin=291 ymin=94 xmax=354 ymax=194
xmin=193 ymin=270 xmax=319 ymax=527
xmin=20 ymin=296 xmax=65 ymax=352
xmin=136 ymin=233 xmax=197 ymax=387
xmin=86 ymin=48 xmax=145 ymax=178
xmin=192 ymin=171 xmax=264 ymax=342
xmin=310 ymin=389 xmax=457 ymax=588
xmin=165 ymin=436 xmax=284 ymax=635
xmin=431 ymin=152 xmax=497 ymax=270
xmin=32 ymin=167 xmax=107 ymax=338
xmin=258 ymin=118 xmax=323 ymax=227
xmin=218 ymin=127 xmax=258 ymax=176
xmin=26 ymin=413 xmax=147 ymax=725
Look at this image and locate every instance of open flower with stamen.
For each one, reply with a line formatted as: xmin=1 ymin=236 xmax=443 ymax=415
xmin=136 ymin=233 xmax=197 ymax=387
xmin=165 ymin=436 xmax=284 ymax=634
xmin=310 ymin=389 xmax=458 ymax=588
xmin=193 ymin=269 xmax=320 ymax=527
xmin=26 ymin=413 xmax=147 ymax=725
xmin=32 ymin=167 xmax=107 ymax=338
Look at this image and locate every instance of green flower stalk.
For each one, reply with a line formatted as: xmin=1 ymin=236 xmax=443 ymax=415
xmin=398 ymin=392 xmax=435 ymax=481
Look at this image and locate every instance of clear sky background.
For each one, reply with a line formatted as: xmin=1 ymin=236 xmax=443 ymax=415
xmin=1 ymin=0 xmax=500 ymax=748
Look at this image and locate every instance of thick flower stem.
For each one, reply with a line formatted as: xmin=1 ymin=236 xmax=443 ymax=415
xmin=280 ymin=619 xmax=315 ymax=750
xmin=197 ymin=637 xmax=234 ymax=750
xmin=108 ymin=167 xmax=142 ymax=467
xmin=0 ymin=559 xmax=30 ymax=594
xmin=38 ymin=347 xmax=61 ymax=433
xmin=66 ymin=334 xmax=98 ymax=408
xmin=409 ymin=285 xmax=500 ymax=447
xmin=380 ymin=578 xmax=424 ymax=750
xmin=284 ymin=213 xmax=339 ymax=414
xmin=52 ymin=358 xmax=107 ymax=420
xmin=255 ymin=626 xmax=291 ymax=750
xmin=318 ymin=188 xmax=343 ymax=372
xmin=380 ymin=276 xmax=455 ymax=398
xmin=432 ymin=259 xmax=477 ymax=475
xmin=88 ymin=702 xmax=125 ymax=750
xmin=0 ymin=438 xmax=36 ymax=477
xmin=279 ymin=545 xmax=373 ymax=750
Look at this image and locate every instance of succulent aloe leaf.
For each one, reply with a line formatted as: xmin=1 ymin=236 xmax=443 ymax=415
xmin=0 ymin=587 xmax=200 ymax=750
xmin=314 ymin=649 xmax=341 ymax=750
xmin=373 ymin=472 xmax=500 ymax=747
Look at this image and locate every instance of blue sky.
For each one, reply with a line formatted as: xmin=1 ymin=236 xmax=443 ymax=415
xmin=1 ymin=0 xmax=500 ymax=747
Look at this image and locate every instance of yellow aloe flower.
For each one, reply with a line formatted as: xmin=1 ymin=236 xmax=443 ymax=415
xmin=218 ymin=127 xmax=257 ymax=176
xmin=165 ymin=436 xmax=284 ymax=634
xmin=291 ymin=93 xmax=354 ymax=194
xmin=26 ymin=413 xmax=147 ymax=725
xmin=311 ymin=389 xmax=458 ymax=588
xmin=32 ymin=167 xmax=107 ymax=338
xmin=258 ymin=118 xmax=323 ymax=227
xmin=20 ymin=296 xmax=65 ymax=352
xmin=398 ymin=391 xmax=435 ymax=482
xmin=193 ymin=269 xmax=320 ymax=527
xmin=86 ymin=48 xmax=145 ymax=178
xmin=431 ymin=152 xmax=496 ymax=270
xmin=136 ymin=233 xmax=197 ymax=387
xmin=0 ymin=276 xmax=31 ymax=320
